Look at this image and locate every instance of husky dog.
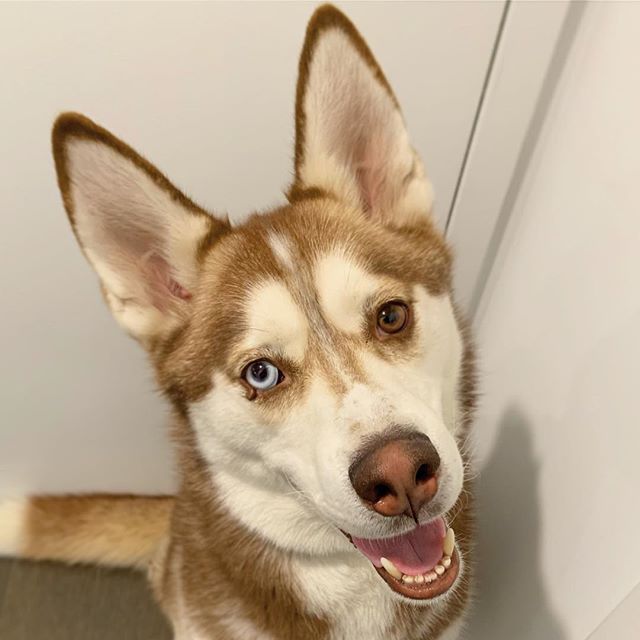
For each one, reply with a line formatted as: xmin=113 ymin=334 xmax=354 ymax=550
xmin=1 ymin=5 xmax=476 ymax=639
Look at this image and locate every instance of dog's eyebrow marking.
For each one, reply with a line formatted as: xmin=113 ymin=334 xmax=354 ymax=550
xmin=313 ymin=250 xmax=380 ymax=334
xmin=267 ymin=232 xmax=294 ymax=271
xmin=243 ymin=279 xmax=308 ymax=362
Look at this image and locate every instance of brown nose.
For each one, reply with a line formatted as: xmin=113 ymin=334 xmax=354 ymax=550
xmin=349 ymin=429 xmax=440 ymax=520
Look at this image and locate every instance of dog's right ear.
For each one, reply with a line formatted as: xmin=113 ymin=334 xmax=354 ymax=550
xmin=290 ymin=5 xmax=434 ymax=228
xmin=52 ymin=113 xmax=230 ymax=346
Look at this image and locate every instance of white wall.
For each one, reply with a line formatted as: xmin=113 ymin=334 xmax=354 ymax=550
xmin=588 ymin=582 xmax=640 ymax=640
xmin=2 ymin=2 xmax=637 ymax=636
xmin=466 ymin=3 xmax=640 ymax=639
xmin=0 ymin=2 xmax=503 ymax=494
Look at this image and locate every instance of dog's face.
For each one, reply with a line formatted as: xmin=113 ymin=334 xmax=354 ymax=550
xmin=53 ymin=6 xmax=470 ymax=603
xmin=183 ymin=200 xmax=464 ymax=536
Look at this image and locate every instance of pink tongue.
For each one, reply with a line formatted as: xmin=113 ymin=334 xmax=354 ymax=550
xmin=351 ymin=518 xmax=446 ymax=576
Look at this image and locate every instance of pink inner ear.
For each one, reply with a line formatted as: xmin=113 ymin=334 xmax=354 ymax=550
xmin=356 ymin=159 xmax=384 ymax=215
xmin=352 ymin=135 xmax=391 ymax=216
xmin=168 ymin=277 xmax=192 ymax=301
xmin=140 ymin=252 xmax=191 ymax=311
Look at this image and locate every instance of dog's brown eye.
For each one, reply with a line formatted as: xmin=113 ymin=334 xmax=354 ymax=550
xmin=376 ymin=301 xmax=409 ymax=336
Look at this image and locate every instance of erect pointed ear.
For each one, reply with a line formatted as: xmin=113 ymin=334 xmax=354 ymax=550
xmin=52 ymin=113 xmax=230 ymax=345
xmin=290 ymin=5 xmax=434 ymax=227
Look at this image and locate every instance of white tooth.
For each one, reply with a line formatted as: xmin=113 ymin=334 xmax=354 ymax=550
xmin=443 ymin=528 xmax=455 ymax=557
xmin=425 ymin=571 xmax=437 ymax=583
xmin=402 ymin=574 xmax=415 ymax=584
xmin=415 ymin=574 xmax=425 ymax=584
xmin=442 ymin=556 xmax=452 ymax=568
xmin=380 ymin=557 xmax=402 ymax=580
xmin=435 ymin=565 xmax=445 ymax=576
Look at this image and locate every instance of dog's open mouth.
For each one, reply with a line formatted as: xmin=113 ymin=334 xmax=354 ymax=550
xmin=348 ymin=518 xmax=458 ymax=600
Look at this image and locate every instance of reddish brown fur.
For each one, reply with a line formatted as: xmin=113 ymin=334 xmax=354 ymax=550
xmin=24 ymin=495 xmax=173 ymax=568
xmin=40 ymin=4 xmax=478 ymax=639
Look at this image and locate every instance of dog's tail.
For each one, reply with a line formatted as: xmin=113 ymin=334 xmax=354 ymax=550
xmin=0 ymin=494 xmax=173 ymax=569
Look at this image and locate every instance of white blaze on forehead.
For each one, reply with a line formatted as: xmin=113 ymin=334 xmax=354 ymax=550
xmin=243 ymin=280 xmax=308 ymax=361
xmin=267 ymin=232 xmax=294 ymax=271
xmin=314 ymin=250 xmax=381 ymax=334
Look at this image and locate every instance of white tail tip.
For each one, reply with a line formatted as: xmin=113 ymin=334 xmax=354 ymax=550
xmin=0 ymin=498 xmax=28 ymax=556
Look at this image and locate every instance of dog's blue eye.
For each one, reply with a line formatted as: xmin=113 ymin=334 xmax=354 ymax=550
xmin=243 ymin=360 xmax=282 ymax=391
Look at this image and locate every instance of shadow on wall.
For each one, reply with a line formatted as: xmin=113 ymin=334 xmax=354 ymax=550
xmin=464 ymin=408 xmax=567 ymax=640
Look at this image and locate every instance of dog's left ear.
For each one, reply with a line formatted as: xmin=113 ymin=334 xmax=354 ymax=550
xmin=52 ymin=113 xmax=230 ymax=346
xmin=290 ymin=5 xmax=434 ymax=227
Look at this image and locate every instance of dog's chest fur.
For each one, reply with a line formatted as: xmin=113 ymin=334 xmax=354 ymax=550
xmin=292 ymin=552 xmax=401 ymax=640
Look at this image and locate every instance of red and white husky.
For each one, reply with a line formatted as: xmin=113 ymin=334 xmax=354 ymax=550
xmin=1 ymin=5 xmax=476 ymax=639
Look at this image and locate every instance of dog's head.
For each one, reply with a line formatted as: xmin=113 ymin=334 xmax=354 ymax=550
xmin=53 ymin=6 xmax=473 ymax=603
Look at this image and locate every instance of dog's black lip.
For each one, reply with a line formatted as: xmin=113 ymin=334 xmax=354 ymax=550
xmin=340 ymin=529 xmax=353 ymax=543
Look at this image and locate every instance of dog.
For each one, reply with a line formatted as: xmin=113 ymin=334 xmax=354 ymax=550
xmin=0 ymin=5 xmax=476 ymax=639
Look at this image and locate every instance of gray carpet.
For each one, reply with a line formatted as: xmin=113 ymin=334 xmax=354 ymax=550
xmin=0 ymin=558 xmax=171 ymax=640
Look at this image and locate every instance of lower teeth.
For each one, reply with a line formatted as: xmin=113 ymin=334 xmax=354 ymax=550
xmin=400 ymin=555 xmax=451 ymax=584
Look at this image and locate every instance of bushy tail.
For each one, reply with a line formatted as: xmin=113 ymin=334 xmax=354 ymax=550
xmin=0 ymin=494 xmax=173 ymax=569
